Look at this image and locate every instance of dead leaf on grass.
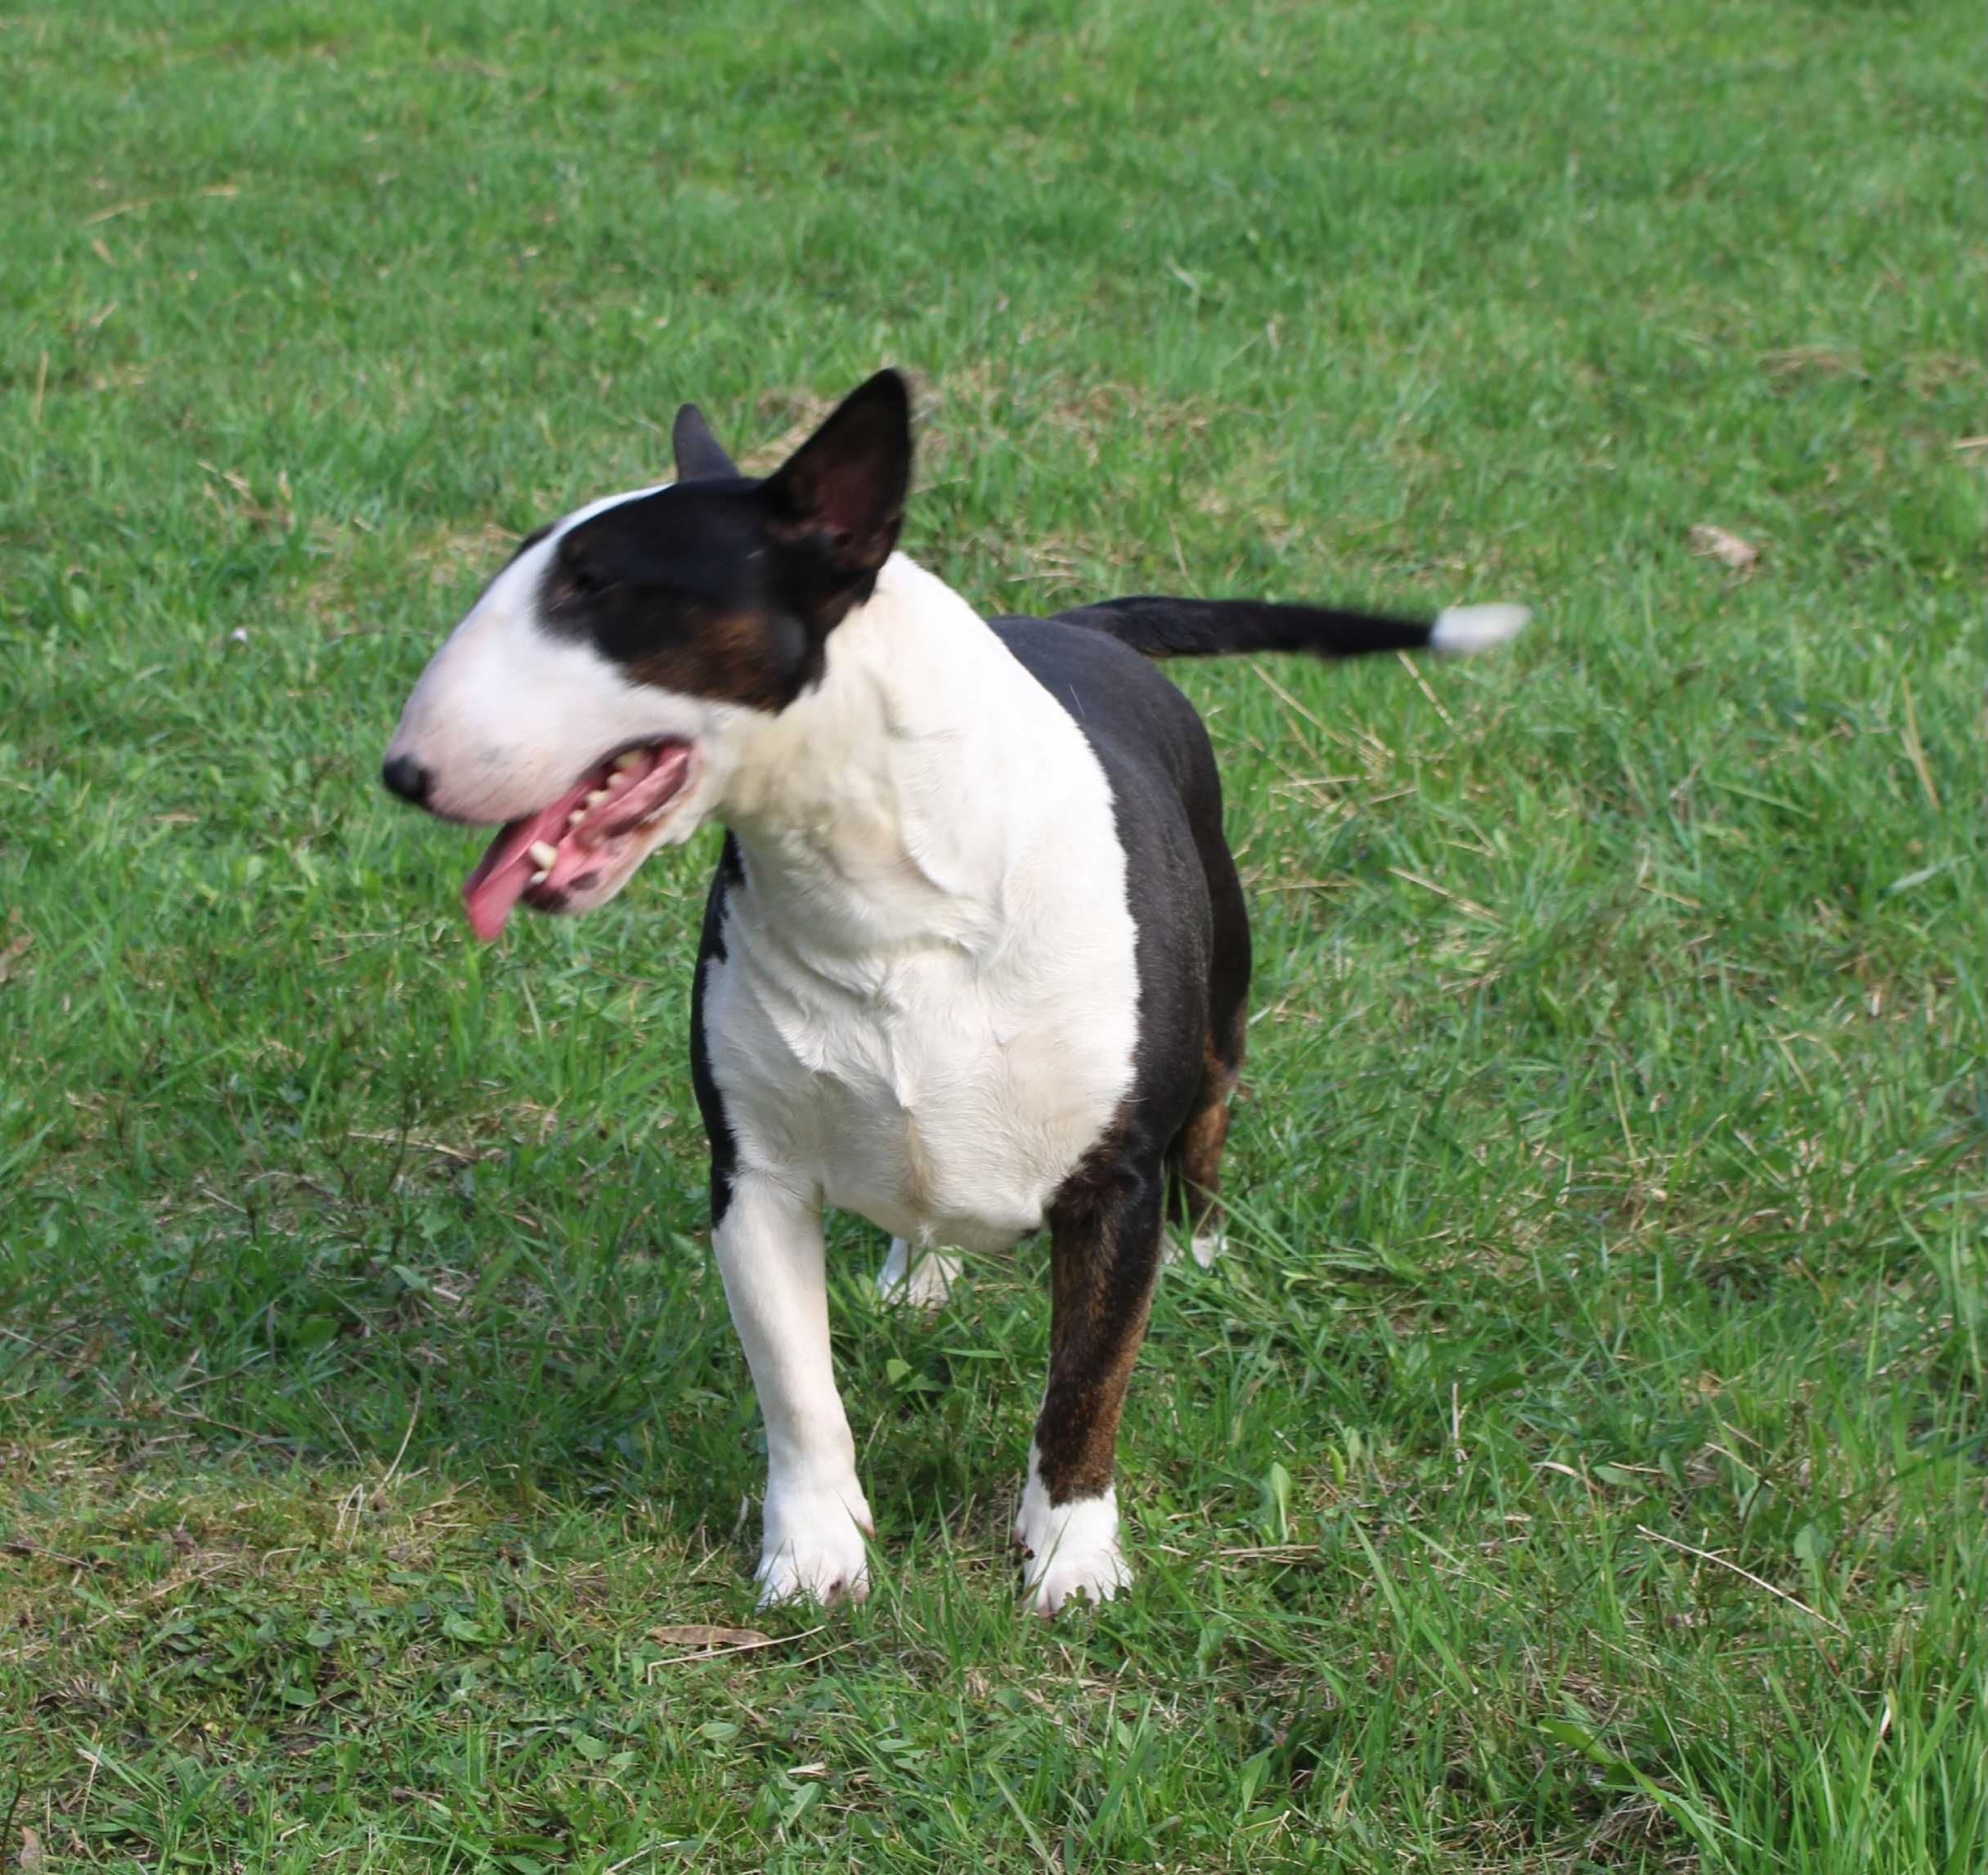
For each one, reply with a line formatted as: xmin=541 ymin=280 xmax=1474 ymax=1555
xmin=1760 ymin=347 xmax=1864 ymax=381
xmin=648 ymin=1623 xmax=776 ymax=1653
xmin=1689 ymin=524 xmax=1761 ymax=573
xmin=0 ymin=926 xmax=32 ymax=986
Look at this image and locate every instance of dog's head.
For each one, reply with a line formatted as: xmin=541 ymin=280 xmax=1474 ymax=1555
xmin=381 ymin=370 xmax=912 ymax=938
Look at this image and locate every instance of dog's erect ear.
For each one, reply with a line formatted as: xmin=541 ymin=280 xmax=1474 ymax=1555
xmin=672 ymin=403 xmax=740 ymax=482
xmin=761 ymin=370 xmax=912 ymax=581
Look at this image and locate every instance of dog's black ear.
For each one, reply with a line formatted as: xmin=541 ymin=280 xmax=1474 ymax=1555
xmin=762 ymin=370 xmax=912 ymax=581
xmin=672 ymin=403 xmax=739 ymax=482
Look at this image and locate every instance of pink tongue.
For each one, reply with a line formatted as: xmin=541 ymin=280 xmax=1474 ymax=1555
xmin=462 ymin=784 xmax=590 ymax=942
xmin=459 ymin=744 xmax=693 ymax=942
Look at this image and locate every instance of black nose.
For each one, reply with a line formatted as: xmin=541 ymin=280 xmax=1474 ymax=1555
xmin=381 ymin=753 xmax=433 ymax=805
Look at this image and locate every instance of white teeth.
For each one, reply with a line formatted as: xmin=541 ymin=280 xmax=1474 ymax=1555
xmin=527 ymin=841 xmax=559 ymax=870
xmin=528 ymin=868 xmax=549 ymax=886
xmin=568 ymin=809 xmax=586 ymax=827
xmin=612 ymin=748 xmax=644 ymax=771
xmin=585 ymin=788 xmax=609 ymax=807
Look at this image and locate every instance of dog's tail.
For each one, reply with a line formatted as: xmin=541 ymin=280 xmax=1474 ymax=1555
xmin=1053 ymin=594 xmax=1528 ymax=662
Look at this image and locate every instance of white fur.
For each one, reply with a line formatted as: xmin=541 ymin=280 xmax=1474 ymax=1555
xmin=699 ymin=556 xmax=1141 ymax=1256
xmin=695 ymin=560 xmax=1141 ymax=1603
xmin=712 ymin=1176 xmax=874 ymax=1605
xmin=877 ymin=1237 xmax=963 ymax=1310
xmin=394 ymin=530 xmax=1147 ymax=1610
xmin=381 ymin=485 xmax=747 ymax=912
xmin=1014 ymin=1443 xmax=1130 ymax=1614
xmin=1429 ymin=602 xmax=1529 ymax=654
xmin=1162 ymin=1228 xmax=1226 ymax=1270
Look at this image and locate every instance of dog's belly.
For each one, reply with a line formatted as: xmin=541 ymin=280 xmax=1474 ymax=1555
xmin=704 ymin=935 xmax=1137 ymax=1252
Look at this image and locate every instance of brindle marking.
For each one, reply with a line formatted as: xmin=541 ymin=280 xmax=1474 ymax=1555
xmin=1170 ymin=1020 xmax=1244 ymax=1238
xmin=384 ymin=374 xmax=1524 ymax=1609
xmin=1032 ymin=1137 xmax=1168 ymax=1504
xmin=621 ymin=604 xmax=815 ymax=713
xmin=986 ymin=612 xmax=1254 ymax=1523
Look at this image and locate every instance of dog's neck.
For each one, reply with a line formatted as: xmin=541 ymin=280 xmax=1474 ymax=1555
xmin=712 ymin=556 xmax=1071 ymax=962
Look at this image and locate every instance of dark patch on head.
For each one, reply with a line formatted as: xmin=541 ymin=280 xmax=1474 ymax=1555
xmin=536 ymin=482 xmax=827 ymax=711
xmin=529 ymin=371 xmax=915 ymax=715
xmin=618 ymin=602 xmax=820 ymax=714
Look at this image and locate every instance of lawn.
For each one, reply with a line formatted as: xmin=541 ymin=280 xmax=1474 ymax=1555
xmin=2 ymin=0 xmax=1982 ymax=1868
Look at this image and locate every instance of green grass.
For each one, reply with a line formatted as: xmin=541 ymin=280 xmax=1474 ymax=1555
xmin=2 ymin=0 xmax=1983 ymax=1867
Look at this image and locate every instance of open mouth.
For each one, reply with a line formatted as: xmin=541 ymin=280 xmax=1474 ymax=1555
xmin=461 ymin=740 xmax=694 ymax=940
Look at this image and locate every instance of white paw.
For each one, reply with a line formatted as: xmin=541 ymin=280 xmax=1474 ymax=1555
xmin=1163 ymin=1229 xmax=1227 ymax=1269
xmin=1023 ymin=1524 xmax=1131 ymax=1614
xmin=876 ymin=1238 xmax=961 ymax=1311
xmin=755 ymin=1478 xmax=873 ymax=1607
xmin=1013 ymin=1451 xmax=1131 ymax=1615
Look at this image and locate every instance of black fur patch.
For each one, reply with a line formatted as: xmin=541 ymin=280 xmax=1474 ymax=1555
xmin=672 ymin=402 xmax=741 ymax=481
xmin=1034 ymin=1134 xmax=1167 ymax=1502
xmin=540 ymin=484 xmax=829 ymax=711
xmin=689 ymin=834 xmax=747 ymax=1227
xmin=1057 ymin=593 xmax=1436 ymax=660
xmin=527 ymin=372 xmax=915 ymax=715
xmin=991 ymin=615 xmax=1251 ymax=1507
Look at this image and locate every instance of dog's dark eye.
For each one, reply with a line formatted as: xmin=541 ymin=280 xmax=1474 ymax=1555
xmin=550 ymin=549 xmax=605 ymax=607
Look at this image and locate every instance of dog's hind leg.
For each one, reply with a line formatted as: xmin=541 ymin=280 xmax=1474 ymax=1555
xmin=1165 ymin=1035 xmax=1239 ymax=1269
xmin=713 ymin=1176 xmax=875 ymax=1606
xmin=876 ymin=1237 xmax=963 ymax=1311
xmin=1165 ymin=836 xmax=1250 ymax=1269
xmin=1015 ymin=1151 xmax=1165 ymax=1613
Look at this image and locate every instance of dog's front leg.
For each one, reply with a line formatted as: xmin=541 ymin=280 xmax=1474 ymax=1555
xmin=1015 ymin=1153 xmax=1165 ymax=1614
xmin=712 ymin=1175 xmax=874 ymax=1605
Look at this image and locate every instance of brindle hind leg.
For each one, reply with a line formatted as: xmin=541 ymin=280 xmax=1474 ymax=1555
xmin=1165 ymin=976 xmax=1246 ymax=1267
xmin=1165 ymin=792 xmax=1250 ymax=1269
xmin=1165 ymin=1034 xmax=1239 ymax=1267
xmin=1016 ymin=1151 xmax=1166 ymax=1613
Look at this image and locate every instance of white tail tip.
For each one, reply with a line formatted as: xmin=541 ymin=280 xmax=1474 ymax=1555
xmin=1430 ymin=602 xmax=1529 ymax=654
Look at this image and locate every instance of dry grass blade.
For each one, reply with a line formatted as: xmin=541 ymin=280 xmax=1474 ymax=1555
xmin=1898 ymin=677 xmax=1941 ymax=813
xmin=1636 ymin=1526 xmax=1848 ymax=1635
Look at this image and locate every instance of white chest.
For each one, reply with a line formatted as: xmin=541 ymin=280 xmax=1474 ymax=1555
xmin=703 ymin=855 xmax=1137 ymax=1252
xmin=692 ymin=554 xmax=1142 ymax=1251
